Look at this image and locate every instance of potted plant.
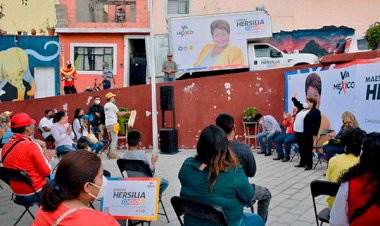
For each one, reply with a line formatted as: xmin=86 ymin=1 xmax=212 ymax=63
xmin=39 ymin=28 xmax=46 ymax=35
xmin=45 ymin=18 xmax=55 ymax=36
xmin=243 ymin=107 xmax=259 ymax=122
xmin=366 ymin=22 xmax=380 ymax=50
xmin=31 ymin=28 xmax=36 ymax=35
xmin=118 ymin=107 xmax=130 ymax=135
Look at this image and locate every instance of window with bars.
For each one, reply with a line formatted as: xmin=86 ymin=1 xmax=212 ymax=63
xmin=167 ymin=0 xmax=189 ymax=14
xmin=73 ymin=47 xmax=114 ymax=72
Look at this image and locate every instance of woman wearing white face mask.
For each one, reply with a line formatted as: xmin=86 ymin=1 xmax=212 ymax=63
xmin=33 ymin=150 xmax=118 ymax=226
xmin=292 ymin=93 xmax=321 ymax=171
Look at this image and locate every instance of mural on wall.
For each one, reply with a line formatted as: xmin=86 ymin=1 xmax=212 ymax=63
xmin=0 ymin=36 xmax=60 ymax=102
xmin=266 ymin=26 xmax=355 ymax=58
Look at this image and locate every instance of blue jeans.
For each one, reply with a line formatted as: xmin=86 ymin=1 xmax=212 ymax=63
xmin=159 ymin=177 xmax=169 ymax=197
xmin=88 ymin=140 xmax=104 ymax=154
xmin=323 ymin=145 xmax=344 ymax=160
xmin=163 ymin=77 xmax=175 ymax=82
xmin=257 ymin=131 xmax=281 ymax=154
xmin=239 ymin=212 xmax=264 ymax=226
xmin=15 ymin=177 xmax=56 ymax=205
xmin=275 ymin=133 xmax=296 ymax=159
xmin=56 ymin=143 xmax=77 ymax=154
xmin=102 ymin=79 xmax=111 ymax=89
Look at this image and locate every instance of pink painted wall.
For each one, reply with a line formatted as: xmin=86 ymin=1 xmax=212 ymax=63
xmin=59 ymin=33 xmax=126 ymax=93
xmin=58 ymin=0 xmax=149 ymax=28
xmin=0 ymin=64 xmax=318 ymax=149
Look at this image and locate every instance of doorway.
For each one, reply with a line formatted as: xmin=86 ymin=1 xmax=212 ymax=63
xmin=34 ymin=67 xmax=56 ymax=98
xmin=128 ymin=39 xmax=146 ymax=86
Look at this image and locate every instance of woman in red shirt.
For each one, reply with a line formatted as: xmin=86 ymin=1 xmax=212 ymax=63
xmin=33 ymin=150 xmax=118 ymax=226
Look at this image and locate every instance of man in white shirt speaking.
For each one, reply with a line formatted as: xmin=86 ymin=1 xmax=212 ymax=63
xmin=104 ymin=92 xmax=130 ymax=159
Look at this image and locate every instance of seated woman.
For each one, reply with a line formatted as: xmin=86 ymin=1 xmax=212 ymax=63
xmin=330 ymin=132 xmax=380 ymax=226
xmin=179 ymin=125 xmax=264 ymax=226
xmin=51 ymin=111 xmax=76 ymax=154
xmin=33 ymin=150 xmax=118 ymax=226
xmin=323 ymin=111 xmax=360 ymax=159
xmin=73 ymin=108 xmax=103 ymax=154
xmin=325 ymin=128 xmax=366 ymax=209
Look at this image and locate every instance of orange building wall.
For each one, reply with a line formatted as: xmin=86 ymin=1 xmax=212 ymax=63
xmin=59 ymin=33 xmax=126 ymax=93
xmin=58 ymin=0 xmax=149 ymax=28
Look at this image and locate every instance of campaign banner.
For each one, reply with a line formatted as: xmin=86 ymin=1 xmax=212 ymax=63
xmin=169 ymin=11 xmax=272 ymax=72
xmin=285 ymin=58 xmax=380 ymax=133
xmin=101 ymin=177 xmax=160 ymax=220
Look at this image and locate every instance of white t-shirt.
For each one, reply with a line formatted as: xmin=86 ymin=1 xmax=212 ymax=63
xmin=293 ymin=109 xmax=310 ymax=133
xmin=104 ymin=102 xmax=119 ymax=126
xmin=38 ymin=117 xmax=53 ymax=139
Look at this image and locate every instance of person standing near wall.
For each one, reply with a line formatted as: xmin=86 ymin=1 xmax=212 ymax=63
xmin=102 ymin=62 xmax=115 ymax=90
xmin=104 ymin=92 xmax=130 ymax=159
xmin=88 ymin=96 xmax=105 ymax=140
xmin=60 ymin=61 xmax=78 ymax=95
xmin=162 ymin=53 xmax=177 ymax=82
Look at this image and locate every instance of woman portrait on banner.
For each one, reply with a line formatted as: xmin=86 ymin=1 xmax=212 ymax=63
xmin=304 ymin=73 xmax=331 ymax=137
xmin=193 ymin=20 xmax=244 ymax=68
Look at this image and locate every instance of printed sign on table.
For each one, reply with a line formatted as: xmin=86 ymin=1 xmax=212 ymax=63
xmin=101 ymin=177 xmax=160 ymax=221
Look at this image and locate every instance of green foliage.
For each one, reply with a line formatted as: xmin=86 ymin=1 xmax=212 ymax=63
xmin=118 ymin=107 xmax=130 ymax=134
xmin=366 ymin=22 xmax=380 ymax=50
xmin=243 ymin=107 xmax=258 ymax=121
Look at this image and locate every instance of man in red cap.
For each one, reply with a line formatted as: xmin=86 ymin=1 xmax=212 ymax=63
xmin=60 ymin=60 xmax=78 ymax=94
xmin=1 ymin=113 xmax=55 ymax=203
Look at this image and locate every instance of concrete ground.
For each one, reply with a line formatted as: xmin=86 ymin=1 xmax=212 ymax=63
xmin=0 ymin=148 xmax=329 ymax=226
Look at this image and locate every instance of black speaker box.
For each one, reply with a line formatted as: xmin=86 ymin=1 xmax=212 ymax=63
xmin=160 ymin=86 xmax=174 ymax=110
xmin=160 ymin=128 xmax=178 ymax=154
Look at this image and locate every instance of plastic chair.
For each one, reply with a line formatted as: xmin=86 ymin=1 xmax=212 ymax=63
xmin=310 ymin=180 xmax=340 ymax=226
xmin=171 ymin=196 xmax=228 ymax=226
xmin=116 ymin=159 xmax=169 ymax=223
xmin=0 ymin=167 xmax=41 ymax=225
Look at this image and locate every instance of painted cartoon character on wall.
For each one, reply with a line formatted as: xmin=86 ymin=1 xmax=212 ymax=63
xmin=0 ymin=41 xmax=59 ymax=101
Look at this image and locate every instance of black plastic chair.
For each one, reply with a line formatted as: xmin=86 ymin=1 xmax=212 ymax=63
xmin=0 ymin=167 xmax=41 ymax=225
xmin=310 ymin=180 xmax=340 ymax=226
xmin=117 ymin=159 xmax=170 ymax=224
xmin=171 ymin=196 xmax=228 ymax=226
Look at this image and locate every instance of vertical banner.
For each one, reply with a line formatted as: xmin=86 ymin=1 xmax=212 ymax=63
xmin=286 ymin=58 xmax=380 ymax=133
xmin=101 ymin=177 xmax=160 ymax=221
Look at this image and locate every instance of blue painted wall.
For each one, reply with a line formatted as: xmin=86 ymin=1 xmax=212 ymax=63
xmin=0 ymin=35 xmax=60 ymax=101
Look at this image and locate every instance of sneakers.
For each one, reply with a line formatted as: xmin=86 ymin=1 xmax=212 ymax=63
xmin=107 ymin=152 xmax=119 ymax=159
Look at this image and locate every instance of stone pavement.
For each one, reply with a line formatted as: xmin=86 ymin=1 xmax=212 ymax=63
xmin=0 ymin=149 xmax=329 ymax=226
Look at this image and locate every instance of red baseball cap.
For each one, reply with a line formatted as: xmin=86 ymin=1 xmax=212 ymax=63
xmin=11 ymin=113 xmax=36 ymax=128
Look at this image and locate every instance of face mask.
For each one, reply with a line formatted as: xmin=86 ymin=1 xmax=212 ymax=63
xmin=94 ymin=100 xmax=100 ymax=105
xmin=88 ymin=176 xmax=108 ymax=201
xmin=259 ymin=120 xmax=264 ymax=125
xmin=78 ymin=114 xmax=83 ymax=118
xmin=302 ymin=103 xmax=309 ymax=109
xmin=111 ymin=98 xmax=116 ymax=104
xmin=48 ymin=115 xmax=54 ymax=119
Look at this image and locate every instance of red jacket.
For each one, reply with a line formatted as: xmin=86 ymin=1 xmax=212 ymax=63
xmin=282 ymin=119 xmax=294 ymax=134
xmin=348 ymin=174 xmax=380 ymax=225
xmin=1 ymin=134 xmax=51 ymax=195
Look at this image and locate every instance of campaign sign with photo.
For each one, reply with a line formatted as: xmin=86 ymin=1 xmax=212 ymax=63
xmin=168 ymin=11 xmax=272 ymax=72
xmin=101 ymin=178 xmax=160 ymax=221
xmin=285 ymin=58 xmax=380 ymax=133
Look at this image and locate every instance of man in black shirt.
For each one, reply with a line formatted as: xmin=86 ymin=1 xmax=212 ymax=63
xmin=216 ymin=113 xmax=272 ymax=223
xmin=88 ymin=96 xmax=105 ymax=140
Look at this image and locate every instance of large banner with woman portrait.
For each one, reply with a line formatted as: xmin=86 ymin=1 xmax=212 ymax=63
xmin=285 ymin=58 xmax=380 ymax=133
xmin=168 ymin=11 xmax=272 ymax=72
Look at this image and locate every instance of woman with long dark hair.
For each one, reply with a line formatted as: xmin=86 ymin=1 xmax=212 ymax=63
xmin=330 ymin=132 xmax=380 ymax=225
xmin=33 ymin=150 xmax=118 ymax=225
xmin=178 ymin=125 xmax=264 ymax=226
xmin=292 ymin=94 xmax=321 ymax=170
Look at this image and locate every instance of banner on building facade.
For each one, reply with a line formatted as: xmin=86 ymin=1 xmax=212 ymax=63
xmin=285 ymin=58 xmax=380 ymax=133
